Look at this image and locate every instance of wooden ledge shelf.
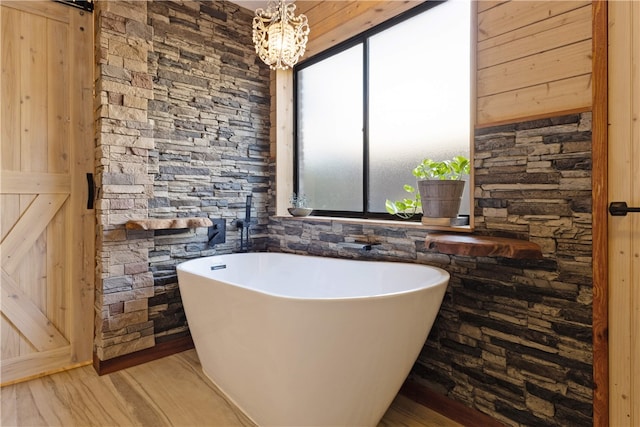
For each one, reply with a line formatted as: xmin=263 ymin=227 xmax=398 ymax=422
xmin=425 ymin=233 xmax=543 ymax=259
xmin=125 ymin=217 xmax=213 ymax=231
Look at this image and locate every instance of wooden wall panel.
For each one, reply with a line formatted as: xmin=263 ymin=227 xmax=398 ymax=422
xmin=477 ymin=1 xmax=505 ymax=14
xmin=477 ymin=74 xmax=591 ymax=126
xmin=477 ymin=5 xmax=591 ymax=69
xmin=476 ymin=2 xmax=592 ymax=125
xmin=608 ymin=3 xmax=640 ymax=424
xmin=477 ymin=1 xmax=589 ymax=41
xmin=477 ymin=40 xmax=591 ymax=97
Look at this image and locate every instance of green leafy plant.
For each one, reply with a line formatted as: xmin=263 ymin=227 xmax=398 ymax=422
xmin=385 ymin=155 xmax=470 ymax=218
xmin=385 ymin=184 xmax=421 ymax=219
xmin=412 ymin=155 xmax=470 ymax=180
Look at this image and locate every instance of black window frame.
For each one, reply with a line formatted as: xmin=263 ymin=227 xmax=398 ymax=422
xmin=293 ymin=1 xmax=453 ymax=220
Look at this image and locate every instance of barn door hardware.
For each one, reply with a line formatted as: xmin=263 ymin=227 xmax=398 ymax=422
xmin=609 ymin=201 xmax=640 ymax=216
xmin=86 ymin=173 xmax=95 ymax=209
xmin=55 ymin=0 xmax=94 ymax=12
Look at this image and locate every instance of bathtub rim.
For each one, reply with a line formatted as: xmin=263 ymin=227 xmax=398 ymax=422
xmin=176 ymin=252 xmax=450 ymax=302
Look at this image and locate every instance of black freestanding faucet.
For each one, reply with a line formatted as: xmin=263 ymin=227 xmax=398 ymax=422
xmin=239 ymin=193 xmax=252 ymax=252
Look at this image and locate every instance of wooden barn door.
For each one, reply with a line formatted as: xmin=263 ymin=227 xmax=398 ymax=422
xmin=0 ymin=1 xmax=94 ymax=384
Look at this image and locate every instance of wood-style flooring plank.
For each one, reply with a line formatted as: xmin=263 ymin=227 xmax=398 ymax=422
xmin=1 ymin=349 xmax=460 ymax=427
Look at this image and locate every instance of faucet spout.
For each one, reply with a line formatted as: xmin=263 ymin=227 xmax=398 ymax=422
xmin=340 ymin=241 xmax=381 ymax=251
xmin=361 ymin=242 xmax=381 ymax=251
xmin=239 ymin=193 xmax=252 ymax=252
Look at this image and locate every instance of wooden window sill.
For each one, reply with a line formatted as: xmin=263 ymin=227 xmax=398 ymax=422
xmin=424 ymin=233 xmax=543 ymax=259
xmin=273 ymin=215 xmax=473 ymax=232
xmin=125 ymin=217 xmax=213 ymax=231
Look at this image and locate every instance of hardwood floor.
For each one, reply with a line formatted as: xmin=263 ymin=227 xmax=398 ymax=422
xmin=1 ymin=349 xmax=461 ymax=427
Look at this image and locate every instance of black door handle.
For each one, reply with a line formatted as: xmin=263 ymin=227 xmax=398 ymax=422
xmin=609 ymin=201 xmax=640 ymax=216
xmin=87 ymin=173 xmax=95 ymax=209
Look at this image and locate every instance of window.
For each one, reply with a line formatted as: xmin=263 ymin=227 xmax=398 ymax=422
xmin=294 ymin=0 xmax=472 ymax=220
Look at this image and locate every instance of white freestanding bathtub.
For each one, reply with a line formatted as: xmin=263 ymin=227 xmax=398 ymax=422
xmin=176 ymin=252 xmax=449 ymax=427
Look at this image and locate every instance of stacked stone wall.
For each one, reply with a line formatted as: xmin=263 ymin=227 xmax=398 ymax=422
xmin=94 ymin=0 xmax=156 ymax=360
xmin=267 ymin=113 xmax=593 ymax=427
xmin=146 ymin=1 xmax=270 ymax=341
xmin=94 ymin=0 xmax=270 ymax=358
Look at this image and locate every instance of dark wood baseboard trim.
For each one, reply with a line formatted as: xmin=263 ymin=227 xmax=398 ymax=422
xmin=400 ymin=380 xmax=505 ymax=427
xmin=93 ymin=336 xmax=195 ymax=376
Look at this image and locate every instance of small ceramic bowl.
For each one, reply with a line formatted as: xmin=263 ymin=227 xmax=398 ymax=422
xmin=288 ymin=207 xmax=313 ymax=217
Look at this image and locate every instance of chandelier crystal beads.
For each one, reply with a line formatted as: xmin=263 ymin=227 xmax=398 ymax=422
xmin=252 ymin=0 xmax=310 ymax=70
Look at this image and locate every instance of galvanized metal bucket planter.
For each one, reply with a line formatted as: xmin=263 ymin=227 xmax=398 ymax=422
xmin=417 ymin=180 xmax=466 ymax=219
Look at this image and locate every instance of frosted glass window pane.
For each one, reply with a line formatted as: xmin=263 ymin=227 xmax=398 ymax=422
xmin=297 ymin=45 xmax=363 ymax=211
xmin=368 ymin=0 xmax=471 ymax=214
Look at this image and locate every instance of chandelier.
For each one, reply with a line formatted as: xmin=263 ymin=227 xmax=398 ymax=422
xmin=252 ymin=0 xmax=310 ymax=70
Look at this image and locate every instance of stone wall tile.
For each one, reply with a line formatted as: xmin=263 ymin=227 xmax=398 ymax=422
xmin=124 ymin=298 xmax=148 ymax=313
xmin=107 ymin=105 xmax=147 ymax=122
xmin=108 ymin=309 xmax=147 ymax=331
xmin=123 ymin=58 xmax=148 ymax=73
xmin=99 ymin=79 xmax=154 ymax=99
xmin=98 ymin=335 xmax=154 ymax=360
xmin=124 ymin=261 xmax=148 ymax=275
xmin=99 ymin=11 xmax=126 ymax=34
xmin=103 ymin=184 xmax=145 ymax=194
xmin=125 ymin=19 xmax=153 ymax=40
xmin=109 ymin=302 xmax=124 ymax=316
xmin=107 ymin=54 xmax=124 ymax=68
xmin=108 ymin=39 xmax=149 ymax=62
xmin=123 ymin=95 xmax=148 ymax=110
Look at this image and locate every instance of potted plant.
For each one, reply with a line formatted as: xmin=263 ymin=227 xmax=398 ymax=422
xmin=288 ymin=193 xmax=313 ymax=217
xmin=386 ymin=155 xmax=470 ymax=222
